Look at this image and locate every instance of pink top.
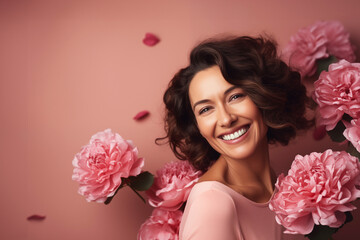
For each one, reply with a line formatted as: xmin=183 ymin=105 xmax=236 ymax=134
xmin=179 ymin=181 xmax=301 ymax=240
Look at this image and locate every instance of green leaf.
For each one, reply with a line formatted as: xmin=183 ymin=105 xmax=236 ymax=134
xmin=342 ymin=113 xmax=353 ymax=122
xmin=347 ymin=142 xmax=360 ymax=159
xmin=344 ymin=212 xmax=353 ymax=225
xmin=103 ymin=172 xmax=154 ymax=205
xmin=305 ymin=212 xmax=353 ymax=240
xmin=128 ymin=185 xmax=146 ymax=203
xmin=327 ymin=120 xmax=346 ymax=142
xmin=316 ymin=55 xmax=338 ymax=76
xmin=128 ymin=171 xmax=154 ymax=191
xmin=305 ymin=225 xmax=337 ymax=240
xmin=104 ymin=181 xmax=127 ymax=205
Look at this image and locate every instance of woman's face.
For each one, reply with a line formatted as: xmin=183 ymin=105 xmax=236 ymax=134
xmin=188 ymin=65 xmax=268 ymax=161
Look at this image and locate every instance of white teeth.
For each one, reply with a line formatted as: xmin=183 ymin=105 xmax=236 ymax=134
xmin=222 ymin=128 xmax=248 ymax=141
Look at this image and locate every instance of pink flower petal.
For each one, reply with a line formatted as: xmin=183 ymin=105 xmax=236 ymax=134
xmin=284 ymin=21 xmax=355 ymax=77
xmin=143 ymin=33 xmax=160 ymax=46
xmin=269 ymin=149 xmax=360 ymax=235
xmin=72 ymin=129 xmax=145 ymax=203
xmin=313 ymin=60 xmax=360 ymax=131
xmin=27 ymin=214 xmax=46 ymax=221
xmin=343 ymin=119 xmax=360 ymax=152
xmin=146 ymin=160 xmax=202 ymax=211
xmin=138 ymin=209 xmax=182 ymax=240
xmin=133 ymin=110 xmax=150 ymax=121
xmin=313 ymin=125 xmax=327 ymax=140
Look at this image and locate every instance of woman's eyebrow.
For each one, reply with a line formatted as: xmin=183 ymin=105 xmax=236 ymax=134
xmin=192 ymin=86 xmax=239 ymax=110
xmin=193 ymin=99 xmax=210 ymax=111
xmin=224 ymin=86 xmax=239 ymax=95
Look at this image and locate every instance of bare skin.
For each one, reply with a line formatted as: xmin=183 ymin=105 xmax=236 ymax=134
xmin=189 ymin=66 xmax=277 ymax=203
xmin=198 ymin=137 xmax=276 ymax=203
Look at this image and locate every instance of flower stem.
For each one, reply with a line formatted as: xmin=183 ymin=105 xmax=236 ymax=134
xmin=127 ymin=184 xmax=146 ymax=203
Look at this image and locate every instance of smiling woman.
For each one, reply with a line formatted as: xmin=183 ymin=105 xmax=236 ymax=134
xmin=189 ymin=66 xmax=268 ymax=163
xmin=157 ymin=36 xmax=314 ymax=240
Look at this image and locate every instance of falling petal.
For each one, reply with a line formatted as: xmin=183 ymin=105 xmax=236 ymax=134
xmin=143 ymin=33 xmax=160 ymax=46
xmin=313 ymin=125 xmax=327 ymax=140
xmin=27 ymin=215 xmax=46 ymax=221
xmin=133 ymin=110 xmax=150 ymax=121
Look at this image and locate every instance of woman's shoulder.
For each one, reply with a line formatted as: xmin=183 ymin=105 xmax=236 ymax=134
xmin=192 ymin=160 xmax=246 ymax=201
xmin=187 ymin=181 xmax=237 ymax=207
xmin=190 ymin=181 xmax=229 ymax=194
xmin=180 ymin=181 xmax=242 ymax=240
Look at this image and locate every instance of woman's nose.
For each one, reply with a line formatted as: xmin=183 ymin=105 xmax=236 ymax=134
xmin=217 ymin=106 xmax=237 ymax=128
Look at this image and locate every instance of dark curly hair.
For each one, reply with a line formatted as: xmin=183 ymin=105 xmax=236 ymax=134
xmin=157 ymin=35 xmax=313 ymax=172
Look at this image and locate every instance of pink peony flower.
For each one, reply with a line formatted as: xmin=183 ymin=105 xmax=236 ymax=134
xmin=313 ymin=60 xmax=360 ymax=130
xmin=146 ymin=161 xmax=202 ymax=211
xmin=72 ymin=129 xmax=144 ymax=202
xmin=138 ymin=209 xmax=182 ymax=240
xmin=283 ymin=21 xmax=355 ymax=77
xmin=323 ymin=21 xmax=356 ymax=63
xmin=344 ymin=119 xmax=360 ymax=152
xmin=269 ymin=150 xmax=360 ymax=235
xmin=283 ymin=24 xmax=328 ymax=77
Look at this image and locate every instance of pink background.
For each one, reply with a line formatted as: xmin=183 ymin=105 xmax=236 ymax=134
xmin=1 ymin=0 xmax=360 ymax=239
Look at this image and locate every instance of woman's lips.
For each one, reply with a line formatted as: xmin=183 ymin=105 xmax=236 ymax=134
xmin=219 ymin=125 xmax=250 ymax=142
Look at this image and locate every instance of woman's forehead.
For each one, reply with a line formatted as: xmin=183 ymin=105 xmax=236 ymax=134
xmin=189 ymin=66 xmax=238 ymax=104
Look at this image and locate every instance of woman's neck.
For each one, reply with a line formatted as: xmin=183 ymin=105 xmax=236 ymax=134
xmin=198 ymin=138 xmax=276 ymax=203
xmin=220 ymin=139 xmax=275 ymax=202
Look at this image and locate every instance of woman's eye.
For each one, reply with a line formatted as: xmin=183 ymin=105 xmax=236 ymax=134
xmin=199 ymin=107 xmax=210 ymax=115
xmin=229 ymin=93 xmax=244 ymax=101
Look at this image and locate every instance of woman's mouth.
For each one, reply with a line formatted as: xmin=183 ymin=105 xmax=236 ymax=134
xmin=220 ymin=125 xmax=250 ymax=141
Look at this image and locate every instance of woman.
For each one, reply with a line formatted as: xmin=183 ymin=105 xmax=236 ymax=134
xmin=159 ymin=36 xmax=313 ymax=239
